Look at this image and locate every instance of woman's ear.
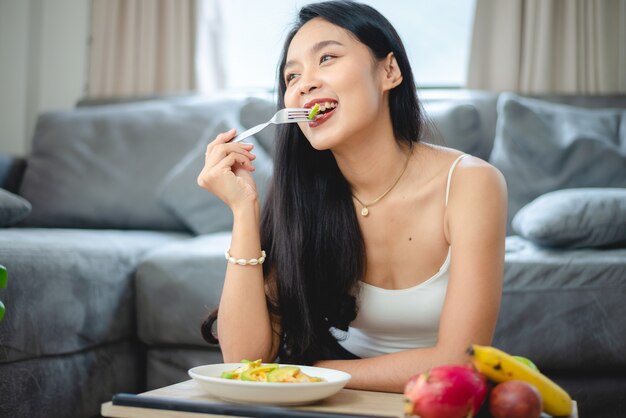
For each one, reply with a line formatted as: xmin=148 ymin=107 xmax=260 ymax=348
xmin=381 ymin=52 xmax=403 ymax=91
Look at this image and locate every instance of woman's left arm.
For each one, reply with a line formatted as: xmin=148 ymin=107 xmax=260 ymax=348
xmin=316 ymin=159 xmax=508 ymax=393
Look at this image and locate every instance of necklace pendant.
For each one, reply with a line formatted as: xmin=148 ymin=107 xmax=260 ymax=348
xmin=361 ymin=207 xmax=369 ymax=217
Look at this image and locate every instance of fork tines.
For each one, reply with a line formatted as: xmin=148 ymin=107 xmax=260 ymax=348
xmin=287 ymin=108 xmax=310 ymax=115
xmin=287 ymin=108 xmax=311 ymax=121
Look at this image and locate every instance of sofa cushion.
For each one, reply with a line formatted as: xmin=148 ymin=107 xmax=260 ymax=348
xmin=158 ymin=117 xmax=273 ymax=235
xmin=0 ymin=341 xmax=141 ymax=418
xmin=512 ymin=188 xmax=626 ymax=249
xmin=18 ymin=98 xmax=243 ymax=230
xmin=136 ymin=233 xmax=231 ymax=347
xmin=423 ymin=101 xmax=485 ymax=157
xmin=0 ymin=188 xmax=31 ymax=227
xmin=0 ymin=228 xmax=188 ymax=363
xmin=146 ymin=348 xmax=223 ymax=389
xmin=495 ymin=236 xmax=626 ymax=370
xmin=239 ymin=97 xmax=277 ymax=155
xmin=489 ymin=93 xmax=626 ymax=232
xmin=0 ymin=155 xmax=27 ymax=193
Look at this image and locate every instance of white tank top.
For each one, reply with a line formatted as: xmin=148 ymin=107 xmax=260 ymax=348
xmin=334 ymin=154 xmax=469 ymax=358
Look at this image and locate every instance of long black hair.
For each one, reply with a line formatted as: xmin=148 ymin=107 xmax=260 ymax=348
xmin=202 ymin=0 xmax=425 ymax=365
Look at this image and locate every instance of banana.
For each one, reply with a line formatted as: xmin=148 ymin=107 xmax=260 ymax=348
xmin=467 ymin=344 xmax=573 ymax=417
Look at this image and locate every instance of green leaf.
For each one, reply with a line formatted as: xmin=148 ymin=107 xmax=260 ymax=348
xmin=0 ymin=264 xmax=6 ymax=289
xmin=0 ymin=300 xmax=5 ymax=321
xmin=308 ymin=103 xmax=320 ymax=120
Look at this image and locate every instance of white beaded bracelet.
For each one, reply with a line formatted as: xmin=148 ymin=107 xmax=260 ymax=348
xmin=225 ymin=249 xmax=266 ymax=266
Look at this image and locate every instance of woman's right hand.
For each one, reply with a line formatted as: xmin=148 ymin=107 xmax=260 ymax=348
xmin=197 ymin=128 xmax=259 ymax=211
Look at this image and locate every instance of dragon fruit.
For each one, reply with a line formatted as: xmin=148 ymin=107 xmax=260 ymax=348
xmin=404 ymin=364 xmax=487 ymax=418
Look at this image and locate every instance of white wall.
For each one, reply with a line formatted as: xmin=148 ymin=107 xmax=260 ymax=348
xmin=0 ymin=0 xmax=89 ymax=156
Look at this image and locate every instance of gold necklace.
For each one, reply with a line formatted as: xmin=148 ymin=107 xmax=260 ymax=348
xmin=352 ymin=150 xmax=411 ymax=217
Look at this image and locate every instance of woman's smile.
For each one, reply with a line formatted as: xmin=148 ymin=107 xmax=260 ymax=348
xmin=304 ymin=98 xmax=339 ymax=128
xmin=309 ymin=106 xmax=336 ymax=127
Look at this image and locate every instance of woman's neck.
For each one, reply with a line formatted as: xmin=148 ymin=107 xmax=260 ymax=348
xmin=332 ymin=124 xmax=412 ymax=202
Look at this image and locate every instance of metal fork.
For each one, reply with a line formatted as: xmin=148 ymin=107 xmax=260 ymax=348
xmin=232 ymin=108 xmax=310 ymax=143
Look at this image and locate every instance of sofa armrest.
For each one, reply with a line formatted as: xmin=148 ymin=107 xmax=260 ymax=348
xmin=0 ymin=154 xmax=27 ymax=193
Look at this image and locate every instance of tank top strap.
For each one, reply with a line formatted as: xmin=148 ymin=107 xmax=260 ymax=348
xmin=445 ymin=154 xmax=469 ymax=207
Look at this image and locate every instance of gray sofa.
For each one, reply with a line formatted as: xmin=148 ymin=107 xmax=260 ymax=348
xmin=1 ymin=91 xmax=625 ymax=418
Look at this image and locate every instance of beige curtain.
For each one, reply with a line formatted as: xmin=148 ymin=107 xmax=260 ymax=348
xmin=88 ymin=0 xmax=197 ymax=98
xmin=467 ymin=0 xmax=626 ymax=94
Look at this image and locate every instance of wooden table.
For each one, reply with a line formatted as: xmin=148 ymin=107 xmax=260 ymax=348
xmin=101 ymin=379 xmax=406 ymax=418
xmin=101 ymin=379 xmax=578 ymax=418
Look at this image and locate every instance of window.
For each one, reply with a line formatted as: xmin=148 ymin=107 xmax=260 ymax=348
xmin=211 ymin=0 xmax=476 ymax=92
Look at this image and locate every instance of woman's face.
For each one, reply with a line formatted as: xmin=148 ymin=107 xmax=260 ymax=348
xmin=283 ymin=18 xmax=391 ymax=150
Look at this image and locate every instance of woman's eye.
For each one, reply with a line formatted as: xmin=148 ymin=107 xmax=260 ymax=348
xmin=286 ymin=73 xmax=298 ymax=83
xmin=320 ymin=54 xmax=334 ymax=64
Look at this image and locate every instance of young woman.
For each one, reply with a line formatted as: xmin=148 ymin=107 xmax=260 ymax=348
xmin=197 ymin=1 xmax=507 ymax=393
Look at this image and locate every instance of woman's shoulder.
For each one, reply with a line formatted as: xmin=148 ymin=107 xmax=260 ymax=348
xmin=413 ymin=143 xmax=507 ymax=207
xmin=426 ymin=145 xmax=507 ymax=211
xmin=416 ymin=143 xmax=502 ymax=180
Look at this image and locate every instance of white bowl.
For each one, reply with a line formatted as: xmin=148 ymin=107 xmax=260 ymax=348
xmin=188 ymin=363 xmax=352 ymax=406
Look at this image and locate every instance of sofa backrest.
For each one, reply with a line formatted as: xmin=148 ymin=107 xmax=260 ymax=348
xmin=13 ymin=90 xmax=626 ymax=235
